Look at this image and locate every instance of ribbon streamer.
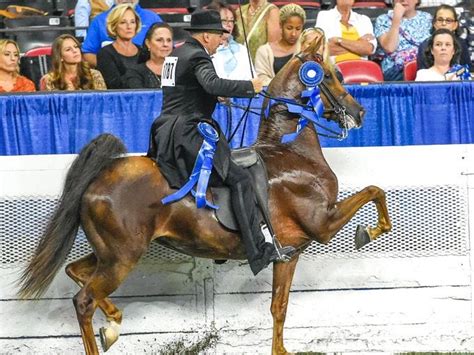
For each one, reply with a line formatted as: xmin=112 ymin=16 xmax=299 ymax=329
xmin=162 ymin=122 xmax=219 ymax=209
xmin=446 ymin=64 xmax=472 ymax=80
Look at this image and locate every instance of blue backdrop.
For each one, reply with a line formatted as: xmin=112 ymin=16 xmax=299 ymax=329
xmin=0 ymin=81 xmax=472 ymax=156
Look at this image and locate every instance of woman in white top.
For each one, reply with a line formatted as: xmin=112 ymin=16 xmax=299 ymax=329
xmin=208 ymin=1 xmax=254 ymax=80
xmin=415 ymin=28 xmax=461 ymax=81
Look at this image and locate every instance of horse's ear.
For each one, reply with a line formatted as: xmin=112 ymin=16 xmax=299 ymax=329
xmin=303 ymin=30 xmax=325 ymax=58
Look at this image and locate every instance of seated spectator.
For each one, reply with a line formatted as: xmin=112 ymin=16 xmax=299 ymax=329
xmin=416 ymin=28 xmax=464 ymax=81
xmin=41 ymin=34 xmax=106 ymax=91
xmin=75 ymin=0 xmax=114 ymax=39
xmin=235 ymin=0 xmax=280 ymax=62
xmin=374 ymin=0 xmax=432 ymax=81
xmin=315 ymin=0 xmax=377 ymax=64
xmin=97 ymin=4 xmax=140 ymax=89
xmin=417 ymin=4 xmax=471 ymax=71
xmin=255 ymin=3 xmax=305 ymax=86
xmin=124 ymin=23 xmax=173 ymax=89
xmin=208 ymin=1 xmax=254 ymax=80
xmin=0 ymin=39 xmax=35 ymax=92
xmin=82 ymin=0 xmax=162 ymax=67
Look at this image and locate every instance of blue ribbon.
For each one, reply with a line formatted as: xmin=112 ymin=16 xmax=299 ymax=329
xmin=161 ymin=122 xmax=219 ymax=209
xmin=280 ymin=87 xmax=324 ymax=144
xmin=446 ymin=64 xmax=472 ymax=80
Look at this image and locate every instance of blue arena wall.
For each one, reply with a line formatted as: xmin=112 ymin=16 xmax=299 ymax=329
xmin=0 ymin=81 xmax=472 ymax=155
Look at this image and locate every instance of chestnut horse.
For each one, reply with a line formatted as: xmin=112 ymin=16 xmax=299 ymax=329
xmin=18 ymin=34 xmax=391 ymax=354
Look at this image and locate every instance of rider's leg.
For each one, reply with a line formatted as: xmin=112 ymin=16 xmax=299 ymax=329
xmin=224 ymin=162 xmax=293 ymax=275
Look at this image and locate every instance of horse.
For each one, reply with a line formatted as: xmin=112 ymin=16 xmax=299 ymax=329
xmin=17 ymin=33 xmax=392 ymax=355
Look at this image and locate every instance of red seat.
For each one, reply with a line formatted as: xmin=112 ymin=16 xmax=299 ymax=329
xmin=353 ymin=1 xmax=387 ymax=8
xmin=403 ymin=60 xmax=417 ymax=81
xmin=272 ymin=1 xmax=321 ymax=7
xmin=336 ymin=59 xmax=384 ymax=84
xmin=23 ymin=46 xmax=52 ymax=57
xmin=20 ymin=46 xmax=52 ymax=90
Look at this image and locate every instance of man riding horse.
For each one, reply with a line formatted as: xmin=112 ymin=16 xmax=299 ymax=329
xmin=147 ymin=9 xmax=295 ymax=275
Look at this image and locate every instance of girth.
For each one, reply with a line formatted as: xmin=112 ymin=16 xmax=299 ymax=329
xmin=211 ymin=147 xmax=269 ymax=231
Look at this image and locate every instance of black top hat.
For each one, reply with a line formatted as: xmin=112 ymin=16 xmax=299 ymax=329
xmin=185 ymin=9 xmax=229 ymax=33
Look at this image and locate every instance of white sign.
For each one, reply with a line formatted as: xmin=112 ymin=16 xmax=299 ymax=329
xmin=161 ymin=56 xmax=178 ymax=87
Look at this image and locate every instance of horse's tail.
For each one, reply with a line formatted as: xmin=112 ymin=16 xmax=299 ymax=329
xmin=17 ymin=134 xmax=127 ymax=299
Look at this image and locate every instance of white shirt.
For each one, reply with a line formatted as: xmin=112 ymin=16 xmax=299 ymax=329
xmin=74 ymin=0 xmax=114 ymax=38
xmin=212 ymin=39 xmax=254 ymax=80
xmin=415 ymin=68 xmax=459 ymax=81
xmin=315 ymin=7 xmax=377 ymax=62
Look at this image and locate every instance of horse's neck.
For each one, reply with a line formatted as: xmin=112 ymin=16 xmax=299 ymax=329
xmin=256 ymin=104 xmax=326 ymax=165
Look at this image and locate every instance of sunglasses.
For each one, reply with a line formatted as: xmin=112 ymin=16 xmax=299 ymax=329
xmin=435 ymin=17 xmax=456 ymax=24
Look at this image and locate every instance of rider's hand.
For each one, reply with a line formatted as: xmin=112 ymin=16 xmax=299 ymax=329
xmin=251 ymin=77 xmax=264 ymax=94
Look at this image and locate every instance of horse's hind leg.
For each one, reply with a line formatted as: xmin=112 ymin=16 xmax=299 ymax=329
xmin=271 ymin=256 xmax=299 ymax=355
xmin=73 ymin=260 xmax=140 ymax=355
xmin=65 ymin=254 xmax=123 ymax=351
xmin=321 ymin=185 xmax=392 ymax=248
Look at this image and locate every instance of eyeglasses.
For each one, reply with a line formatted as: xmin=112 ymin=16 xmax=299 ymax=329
xmin=435 ymin=17 xmax=456 ymax=24
xmin=221 ymin=19 xmax=235 ymax=25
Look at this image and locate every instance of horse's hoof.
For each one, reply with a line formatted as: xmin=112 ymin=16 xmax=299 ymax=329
xmin=355 ymin=225 xmax=371 ymax=250
xmin=99 ymin=326 xmax=119 ymax=352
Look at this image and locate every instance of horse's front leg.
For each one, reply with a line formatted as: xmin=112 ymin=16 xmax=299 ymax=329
xmin=271 ymin=255 xmax=299 ymax=355
xmin=321 ymin=185 xmax=392 ymax=248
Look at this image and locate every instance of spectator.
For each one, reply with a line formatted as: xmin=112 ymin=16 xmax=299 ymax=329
xmin=416 ymin=28 xmax=463 ymax=80
xmin=41 ymin=34 xmax=106 ymax=91
xmin=255 ymin=3 xmax=305 ymax=86
xmin=374 ymin=0 xmax=432 ymax=81
xmin=417 ymin=4 xmax=471 ymax=70
xmin=208 ymin=1 xmax=254 ymax=80
xmin=82 ymin=0 xmax=162 ymax=67
xmin=235 ymin=0 xmax=280 ymax=62
xmin=316 ymin=0 xmax=377 ymax=64
xmin=0 ymin=39 xmax=35 ymax=92
xmin=74 ymin=0 xmax=114 ymax=38
xmin=124 ymin=23 xmax=173 ymax=89
xmin=97 ymin=4 xmax=140 ymax=89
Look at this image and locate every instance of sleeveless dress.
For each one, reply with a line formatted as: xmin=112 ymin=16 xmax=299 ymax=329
xmin=235 ymin=1 xmax=277 ymax=62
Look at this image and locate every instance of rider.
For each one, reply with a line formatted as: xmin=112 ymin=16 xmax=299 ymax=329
xmin=147 ymin=9 xmax=295 ymax=275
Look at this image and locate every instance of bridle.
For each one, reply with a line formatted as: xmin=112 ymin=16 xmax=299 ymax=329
xmin=293 ymin=52 xmax=352 ymax=128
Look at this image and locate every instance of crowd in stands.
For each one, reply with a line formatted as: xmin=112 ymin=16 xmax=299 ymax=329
xmin=0 ymin=0 xmax=471 ymax=93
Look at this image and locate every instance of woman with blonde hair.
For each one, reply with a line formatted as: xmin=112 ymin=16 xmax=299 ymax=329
xmin=0 ymin=39 xmax=35 ymax=92
xmin=96 ymin=3 xmax=141 ymax=89
xmin=255 ymin=3 xmax=306 ymax=86
xmin=41 ymin=34 xmax=106 ymax=91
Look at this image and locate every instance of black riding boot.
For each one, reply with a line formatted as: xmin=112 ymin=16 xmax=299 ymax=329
xmin=225 ymin=164 xmax=294 ymax=275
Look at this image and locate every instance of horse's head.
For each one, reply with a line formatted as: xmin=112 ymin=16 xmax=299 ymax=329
xmin=268 ymin=29 xmax=365 ymax=130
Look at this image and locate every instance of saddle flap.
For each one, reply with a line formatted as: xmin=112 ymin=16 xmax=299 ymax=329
xmin=231 ymin=147 xmax=258 ymax=168
xmin=212 ymin=153 xmax=269 ymax=231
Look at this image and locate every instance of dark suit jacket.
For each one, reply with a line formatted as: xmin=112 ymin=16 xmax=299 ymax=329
xmin=148 ymin=37 xmax=255 ymax=188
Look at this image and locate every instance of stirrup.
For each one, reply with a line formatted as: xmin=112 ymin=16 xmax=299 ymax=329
xmin=272 ymin=245 xmax=297 ymax=263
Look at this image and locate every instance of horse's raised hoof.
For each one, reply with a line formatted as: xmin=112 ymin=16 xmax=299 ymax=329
xmin=355 ymin=225 xmax=371 ymax=250
xmin=99 ymin=326 xmax=119 ymax=352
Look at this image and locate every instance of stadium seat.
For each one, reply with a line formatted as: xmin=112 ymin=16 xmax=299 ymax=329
xmin=19 ymin=46 xmax=52 ymax=90
xmin=4 ymin=15 xmax=72 ymax=53
xmin=403 ymin=60 xmax=417 ymax=81
xmin=336 ymin=59 xmax=384 ymax=83
xmin=353 ymin=1 xmax=387 ymax=8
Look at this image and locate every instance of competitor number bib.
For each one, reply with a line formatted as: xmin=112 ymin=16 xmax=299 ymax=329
xmin=161 ymin=56 xmax=178 ymax=87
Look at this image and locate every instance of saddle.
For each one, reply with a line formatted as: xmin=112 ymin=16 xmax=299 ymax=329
xmin=211 ymin=147 xmax=269 ymax=231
